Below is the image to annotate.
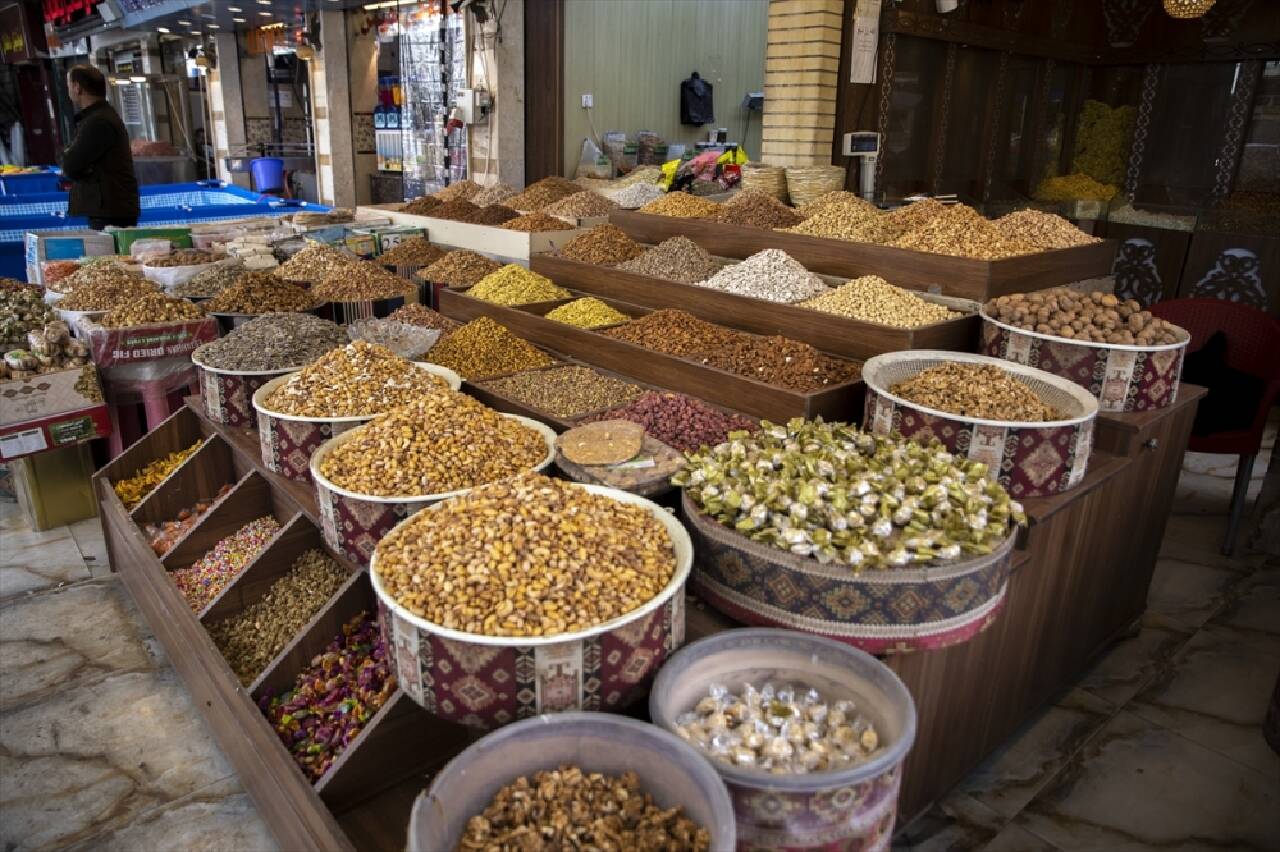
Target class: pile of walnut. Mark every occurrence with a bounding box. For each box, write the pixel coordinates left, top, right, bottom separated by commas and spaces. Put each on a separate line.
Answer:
986, 288, 1185, 346
456, 766, 710, 852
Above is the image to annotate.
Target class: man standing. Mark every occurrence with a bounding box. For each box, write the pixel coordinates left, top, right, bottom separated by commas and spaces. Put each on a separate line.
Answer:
61, 64, 140, 230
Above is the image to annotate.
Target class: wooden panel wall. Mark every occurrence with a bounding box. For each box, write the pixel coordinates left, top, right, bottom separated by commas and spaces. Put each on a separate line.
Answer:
524, 0, 564, 183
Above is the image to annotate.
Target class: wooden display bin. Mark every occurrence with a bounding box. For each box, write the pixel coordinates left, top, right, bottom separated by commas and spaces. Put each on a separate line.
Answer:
93, 406, 475, 852
607, 210, 1118, 301
529, 254, 981, 360
355, 205, 589, 265
437, 288, 865, 423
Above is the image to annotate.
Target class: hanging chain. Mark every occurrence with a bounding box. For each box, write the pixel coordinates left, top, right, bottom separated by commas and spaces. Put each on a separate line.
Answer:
1124, 63, 1159, 201
982, 52, 1010, 203
1212, 59, 1261, 199
874, 30, 896, 198
932, 43, 957, 195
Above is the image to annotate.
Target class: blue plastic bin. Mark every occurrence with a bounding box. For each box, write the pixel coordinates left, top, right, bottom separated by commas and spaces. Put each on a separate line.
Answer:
250, 158, 285, 193
0, 170, 63, 197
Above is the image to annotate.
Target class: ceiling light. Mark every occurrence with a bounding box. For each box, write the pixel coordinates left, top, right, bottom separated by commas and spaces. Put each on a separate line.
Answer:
257, 0, 271, 4
226, 4, 241, 9
258, 10, 272, 14
207, 23, 219, 28
233, 16, 245, 21
130, 75, 147, 83
177, 18, 190, 23
190, 29, 202, 34
157, 26, 170, 32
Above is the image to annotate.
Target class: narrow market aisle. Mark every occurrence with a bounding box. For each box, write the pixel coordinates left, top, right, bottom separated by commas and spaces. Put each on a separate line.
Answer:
0, 446, 1275, 852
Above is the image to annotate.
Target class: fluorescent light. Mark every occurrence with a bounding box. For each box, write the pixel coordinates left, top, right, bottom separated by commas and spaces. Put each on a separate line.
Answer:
233, 16, 245, 21
157, 26, 170, 32
226, 5, 241, 9
177, 19, 190, 23
190, 30, 202, 34
258, 10, 272, 14
130, 75, 146, 83
207, 23, 219, 28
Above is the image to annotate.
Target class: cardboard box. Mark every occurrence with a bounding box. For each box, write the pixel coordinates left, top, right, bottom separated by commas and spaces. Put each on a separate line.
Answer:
24, 230, 117, 284
0, 365, 110, 461
12, 443, 98, 529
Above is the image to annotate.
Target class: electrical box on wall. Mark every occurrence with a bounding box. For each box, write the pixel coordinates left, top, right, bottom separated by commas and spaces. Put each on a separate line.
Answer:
455, 88, 491, 125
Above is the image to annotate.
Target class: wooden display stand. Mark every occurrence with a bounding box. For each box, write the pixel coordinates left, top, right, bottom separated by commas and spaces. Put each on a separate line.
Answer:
608, 210, 1118, 301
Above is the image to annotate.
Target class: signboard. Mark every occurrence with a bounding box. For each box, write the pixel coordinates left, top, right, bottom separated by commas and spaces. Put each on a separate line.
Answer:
84, 317, 219, 367
0, 2, 34, 62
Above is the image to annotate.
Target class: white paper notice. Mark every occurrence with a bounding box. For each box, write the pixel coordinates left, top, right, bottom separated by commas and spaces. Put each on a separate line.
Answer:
850, 0, 882, 85
0, 428, 48, 459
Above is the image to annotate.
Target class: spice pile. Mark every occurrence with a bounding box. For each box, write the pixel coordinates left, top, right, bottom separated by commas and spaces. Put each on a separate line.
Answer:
277, 243, 360, 283
617, 236, 721, 283
377, 237, 446, 267
421, 250, 502, 287
557, 224, 645, 265
694, 249, 828, 303
544, 296, 630, 328
506, 176, 581, 211
890, 362, 1060, 421
205, 272, 316, 314
435, 179, 481, 201
312, 263, 413, 302
401, 196, 441, 215
482, 365, 643, 418
676, 682, 881, 774
209, 549, 349, 685
194, 313, 349, 371
607, 182, 664, 209
263, 341, 450, 417
465, 264, 570, 305
1, 282, 54, 342
892, 204, 1035, 259
426, 317, 555, 380
171, 516, 281, 611
430, 199, 482, 222
171, 263, 243, 298
501, 211, 574, 232
99, 292, 205, 327
470, 204, 519, 225
676, 419, 1025, 568
992, 210, 1101, 250
543, 190, 619, 218
259, 612, 395, 782
472, 182, 518, 206
799, 275, 960, 328
985, 288, 1185, 345
374, 474, 676, 637
638, 191, 722, 218
139, 484, 235, 557
387, 302, 461, 334
581, 391, 756, 453
458, 767, 710, 852
319, 392, 549, 496
112, 440, 203, 508
714, 189, 805, 229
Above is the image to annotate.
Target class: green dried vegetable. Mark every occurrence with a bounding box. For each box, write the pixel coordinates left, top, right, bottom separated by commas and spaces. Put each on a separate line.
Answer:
673, 419, 1026, 571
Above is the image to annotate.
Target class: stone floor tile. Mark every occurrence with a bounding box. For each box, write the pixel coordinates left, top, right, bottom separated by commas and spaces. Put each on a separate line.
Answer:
1157, 512, 1267, 571
1129, 623, 1280, 777
1075, 624, 1191, 711
956, 690, 1113, 820
0, 527, 91, 600
68, 516, 111, 576
979, 823, 1061, 851
1012, 710, 1280, 851
1141, 557, 1249, 633
892, 791, 1003, 852
0, 579, 155, 711
1212, 564, 1280, 636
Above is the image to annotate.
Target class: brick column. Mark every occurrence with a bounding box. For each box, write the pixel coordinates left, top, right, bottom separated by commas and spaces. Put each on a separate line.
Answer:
760, 0, 844, 166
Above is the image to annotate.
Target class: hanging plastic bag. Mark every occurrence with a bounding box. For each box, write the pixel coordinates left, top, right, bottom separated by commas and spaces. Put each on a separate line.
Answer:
575, 138, 612, 179
680, 72, 715, 126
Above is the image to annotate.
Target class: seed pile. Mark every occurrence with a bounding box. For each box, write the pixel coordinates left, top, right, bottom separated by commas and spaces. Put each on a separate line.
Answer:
675, 419, 1026, 568
992, 210, 1101, 250
194, 313, 348, 371
387, 302, 461, 333
277, 243, 360, 283
171, 263, 243, 297
714, 189, 805, 229
402, 195, 442, 215
986, 288, 1185, 345
426, 316, 556, 380
1, 283, 54, 341
890, 363, 1060, 421
557, 224, 645, 265
421, 250, 503, 287
892, 204, 1035, 259
100, 292, 205, 327
263, 341, 449, 417
506, 176, 581, 211
581, 391, 756, 453
608, 182, 664, 208
312, 263, 413, 302
434, 179, 481, 201
374, 474, 676, 637
482, 366, 643, 418
695, 249, 828, 303
378, 237, 446, 267
542, 190, 619, 218
145, 249, 220, 268
320, 392, 549, 496
617, 236, 722, 283
457, 767, 710, 852
466, 264, 571, 305
171, 516, 281, 611
113, 440, 203, 508
431, 199, 483, 222
470, 204, 519, 225
260, 613, 394, 782
501, 211, 575, 232
471, 182, 518, 206
638, 191, 722, 218
544, 296, 630, 328
799, 275, 960, 328
209, 549, 348, 685
140, 483, 234, 557
677, 682, 881, 774
205, 272, 316, 313
797, 191, 877, 218
59, 276, 157, 311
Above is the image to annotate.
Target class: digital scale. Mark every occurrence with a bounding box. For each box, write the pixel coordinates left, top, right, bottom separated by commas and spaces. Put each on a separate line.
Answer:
842, 131, 881, 200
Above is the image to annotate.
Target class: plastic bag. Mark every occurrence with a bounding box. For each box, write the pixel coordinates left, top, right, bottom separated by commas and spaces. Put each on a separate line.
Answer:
130, 239, 173, 259
143, 256, 239, 290
574, 138, 612, 180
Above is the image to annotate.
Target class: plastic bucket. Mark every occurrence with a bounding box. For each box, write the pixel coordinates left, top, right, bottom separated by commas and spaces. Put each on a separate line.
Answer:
250, 158, 285, 194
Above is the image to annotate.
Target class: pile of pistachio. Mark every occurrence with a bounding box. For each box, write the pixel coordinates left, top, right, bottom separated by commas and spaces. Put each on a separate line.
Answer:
674, 419, 1025, 570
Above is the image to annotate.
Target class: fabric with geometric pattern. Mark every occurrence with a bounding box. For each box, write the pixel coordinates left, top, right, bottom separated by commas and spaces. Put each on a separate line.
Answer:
1192, 248, 1268, 310
1112, 238, 1163, 307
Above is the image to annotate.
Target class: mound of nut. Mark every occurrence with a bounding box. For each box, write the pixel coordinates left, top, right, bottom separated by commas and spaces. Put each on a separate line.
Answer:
276, 242, 360, 283
890, 363, 1060, 422
318, 392, 548, 497
798, 275, 960, 328
99, 292, 205, 327
426, 316, 555, 380
205, 271, 317, 314
312, 262, 414, 302
263, 340, 449, 418
374, 473, 677, 637
465, 265, 570, 305
985, 288, 1186, 346
59, 275, 157, 311
674, 419, 1025, 569
193, 313, 348, 372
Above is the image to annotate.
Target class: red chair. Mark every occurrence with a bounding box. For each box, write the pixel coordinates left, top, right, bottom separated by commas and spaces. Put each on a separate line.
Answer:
1150, 298, 1280, 555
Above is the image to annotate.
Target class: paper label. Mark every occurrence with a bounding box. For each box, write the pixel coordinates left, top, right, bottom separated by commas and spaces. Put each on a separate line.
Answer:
850, 0, 882, 85
0, 428, 47, 459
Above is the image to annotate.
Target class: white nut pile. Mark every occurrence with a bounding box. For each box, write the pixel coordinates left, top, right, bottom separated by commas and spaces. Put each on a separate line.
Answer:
693, 249, 828, 303
607, 183, 665, 209
798, 275, 961, 328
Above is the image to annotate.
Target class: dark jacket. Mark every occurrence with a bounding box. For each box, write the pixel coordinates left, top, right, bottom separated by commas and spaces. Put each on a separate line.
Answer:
61, 100, 140, 220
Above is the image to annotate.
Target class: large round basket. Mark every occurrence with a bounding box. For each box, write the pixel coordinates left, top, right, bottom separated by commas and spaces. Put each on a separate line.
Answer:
784, 165, 847, 208
651, 629, 917, 851
370, 483, 693, 730
979, 308, 1189, 413
862, 351, 1099, 499
683, 493, 1018, 654
251, 362, 462, 482
310, 415, 556, 567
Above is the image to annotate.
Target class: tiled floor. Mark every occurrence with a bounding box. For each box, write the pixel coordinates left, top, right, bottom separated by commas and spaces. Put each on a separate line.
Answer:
0, 449, 1276, 851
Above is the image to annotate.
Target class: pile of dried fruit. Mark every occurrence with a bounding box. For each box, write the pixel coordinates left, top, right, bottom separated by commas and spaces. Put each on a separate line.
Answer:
799, 275, 960, 328
139, 484, 234, 556
47, 260, 143, 295
714, 189, 805, 229
263, 341, 450, 417
113, 440, 204, 508
470, 204, 519, 225
694, 248, 828, 303
889, 362, 1061, 421
675, 419, 1026, 568
426, 316, 555, 380
193, 313, 348, 371
617, 236, 722, 283
205, 272, 317, 314
544, 296, 630, 328
1034, 173, 1118, 202
377, 237, 446, 267
985, 288, 1186, 345
581, 391, 756, 453
638, 191, 722, 218
99, 292, 205, 327
401, 195, 441, 215
557, 224, 645, 265
171, 516, 281, 611
481, 365, 643, 418
420, 250, 503, 287
465, 264, 571, 305
500, 212, 575, 232
430, 199, 483, 222
603, 309, 739, 357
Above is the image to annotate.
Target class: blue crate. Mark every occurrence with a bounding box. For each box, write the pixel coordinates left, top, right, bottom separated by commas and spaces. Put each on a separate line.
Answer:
0, 169, 63, 197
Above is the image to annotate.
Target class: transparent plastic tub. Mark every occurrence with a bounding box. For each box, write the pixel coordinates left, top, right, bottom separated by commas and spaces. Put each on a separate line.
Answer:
408, 712, 736, 852
650, 629, 917, 851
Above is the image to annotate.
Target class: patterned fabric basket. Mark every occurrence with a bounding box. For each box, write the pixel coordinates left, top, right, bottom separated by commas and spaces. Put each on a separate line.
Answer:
980, 309, 1189, 413
192, 353, 291, 429
862, 351, 1099, 499
684, 493, 1018, 654
370, 484, 693, 730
